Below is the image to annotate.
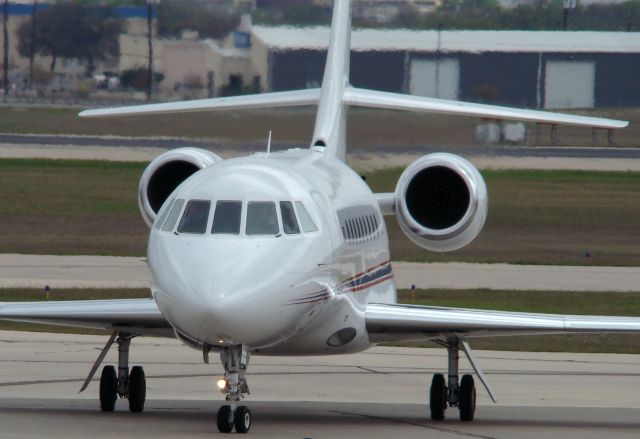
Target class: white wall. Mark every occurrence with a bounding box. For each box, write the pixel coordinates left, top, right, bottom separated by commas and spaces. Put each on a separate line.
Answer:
409, 58, 460, 100
544, 60, 595, 109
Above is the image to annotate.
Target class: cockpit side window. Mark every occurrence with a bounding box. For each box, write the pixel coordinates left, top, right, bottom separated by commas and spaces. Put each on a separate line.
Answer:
212, 201, 242, 235
280, 201, 300, 235
162, 199, 185, 232
154, 198, 175, 230
295, 201, 318, 233
246, 201, 279, 235
177, 200, 211, 234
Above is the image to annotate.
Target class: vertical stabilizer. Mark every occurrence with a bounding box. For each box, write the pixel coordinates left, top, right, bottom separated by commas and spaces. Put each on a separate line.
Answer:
311, 0, 351, 161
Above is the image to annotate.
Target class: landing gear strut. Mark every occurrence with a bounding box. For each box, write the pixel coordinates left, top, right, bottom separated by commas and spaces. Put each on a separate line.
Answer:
80, 332, 146, 413
429, 338, 485, 422
216, 345, 252, 434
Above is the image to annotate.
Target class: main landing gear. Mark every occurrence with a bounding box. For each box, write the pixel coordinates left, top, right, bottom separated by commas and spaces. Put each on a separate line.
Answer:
215, 345, 252, 434
429, 338, 496, 422
80, 332, 146, 413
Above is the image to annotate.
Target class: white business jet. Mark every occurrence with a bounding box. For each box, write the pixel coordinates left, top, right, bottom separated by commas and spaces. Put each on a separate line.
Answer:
1, 0, 637, 434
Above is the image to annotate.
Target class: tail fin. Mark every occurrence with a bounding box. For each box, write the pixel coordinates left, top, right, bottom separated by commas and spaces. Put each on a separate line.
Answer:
310, 0, 351, 161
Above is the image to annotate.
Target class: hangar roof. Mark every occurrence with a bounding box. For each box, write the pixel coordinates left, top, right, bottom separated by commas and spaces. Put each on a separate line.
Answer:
252, 26, 640, 54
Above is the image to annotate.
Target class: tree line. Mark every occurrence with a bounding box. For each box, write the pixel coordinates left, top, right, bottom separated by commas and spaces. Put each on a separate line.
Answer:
254, 0, 640, 31
396, 0, 640, 31
13, 0, 239, 80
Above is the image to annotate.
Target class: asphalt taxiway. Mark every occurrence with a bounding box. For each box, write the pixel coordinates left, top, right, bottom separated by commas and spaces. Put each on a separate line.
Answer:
1, 331, 640, 438
2, 254, 639, 292
2, 134, 640, 172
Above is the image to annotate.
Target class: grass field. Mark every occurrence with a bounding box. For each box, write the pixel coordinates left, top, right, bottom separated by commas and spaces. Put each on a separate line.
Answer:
2, 288, 639, 353
0, 159, 146, 256
371, 168, 640, 266
1, 158, 639, 266
0, 105, 638, 148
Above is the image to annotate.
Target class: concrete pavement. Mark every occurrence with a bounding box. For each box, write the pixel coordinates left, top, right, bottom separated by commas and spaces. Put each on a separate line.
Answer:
1, 331, 639, 438
1, 254, 639, 292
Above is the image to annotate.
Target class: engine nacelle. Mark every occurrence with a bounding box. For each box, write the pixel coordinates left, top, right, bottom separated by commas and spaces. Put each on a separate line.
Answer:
138, 147, 222, 227
394, 153, 487, 252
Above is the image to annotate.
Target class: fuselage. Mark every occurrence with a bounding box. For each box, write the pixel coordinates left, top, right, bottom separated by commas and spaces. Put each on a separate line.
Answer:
147, 148, 396, 355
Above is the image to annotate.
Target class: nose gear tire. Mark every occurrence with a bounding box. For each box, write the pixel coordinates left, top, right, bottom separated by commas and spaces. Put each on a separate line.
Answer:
217, 405, 234, 433
234, 406, 252, 433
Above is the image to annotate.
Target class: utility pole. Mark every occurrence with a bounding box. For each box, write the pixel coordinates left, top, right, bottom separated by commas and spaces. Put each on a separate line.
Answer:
146, 0, 160, 101
3, 0, 8, 99
562, 0, 576, 30
29, 0, 38, 89
435, 23, 442, 99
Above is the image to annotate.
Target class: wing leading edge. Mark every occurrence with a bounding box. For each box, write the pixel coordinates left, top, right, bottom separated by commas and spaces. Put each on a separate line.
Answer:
79, 88, 321, 118
0, 299, 173, 337
344, 87, 628, 130
366, 303, 640, 343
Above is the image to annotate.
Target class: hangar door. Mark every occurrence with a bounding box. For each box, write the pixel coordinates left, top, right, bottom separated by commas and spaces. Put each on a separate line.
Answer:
410, 58, 459, 100
544, 61, 595, 109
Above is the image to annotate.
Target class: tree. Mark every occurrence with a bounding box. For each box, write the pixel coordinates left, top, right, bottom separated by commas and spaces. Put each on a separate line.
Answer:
3, 0, 8, 97
158, 0, 239, 39
16, 2, 123, 76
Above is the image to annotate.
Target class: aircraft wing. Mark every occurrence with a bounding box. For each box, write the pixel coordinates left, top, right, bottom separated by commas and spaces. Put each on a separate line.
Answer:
366, 303, 640, 343
344, 87, 628, 129
79, 88, 321, 118
0, 299, 173, 337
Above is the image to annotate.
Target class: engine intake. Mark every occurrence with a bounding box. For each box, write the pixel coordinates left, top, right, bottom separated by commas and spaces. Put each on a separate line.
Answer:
394, 153, 487, 252
139, 147, 222, 227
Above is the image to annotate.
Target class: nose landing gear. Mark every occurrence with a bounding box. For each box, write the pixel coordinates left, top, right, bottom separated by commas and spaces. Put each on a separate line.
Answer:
216, 345, 252, 434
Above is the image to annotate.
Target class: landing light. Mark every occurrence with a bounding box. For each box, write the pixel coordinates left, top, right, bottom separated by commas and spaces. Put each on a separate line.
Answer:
217, 379, 228, 390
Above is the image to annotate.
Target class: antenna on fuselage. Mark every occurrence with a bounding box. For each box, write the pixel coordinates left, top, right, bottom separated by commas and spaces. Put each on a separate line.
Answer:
266, 130, 272, 157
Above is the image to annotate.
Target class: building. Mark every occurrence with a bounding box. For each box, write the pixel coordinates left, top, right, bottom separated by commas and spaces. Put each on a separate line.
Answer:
121, 14, 256, 98
249, 26, 640, 109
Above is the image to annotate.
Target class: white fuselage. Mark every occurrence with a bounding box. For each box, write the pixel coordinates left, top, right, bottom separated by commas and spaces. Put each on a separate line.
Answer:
147, 148, 396, 355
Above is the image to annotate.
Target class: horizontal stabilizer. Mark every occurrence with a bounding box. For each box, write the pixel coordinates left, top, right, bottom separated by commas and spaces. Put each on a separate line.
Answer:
344, 87, 628, 130
80, 88, 321, 118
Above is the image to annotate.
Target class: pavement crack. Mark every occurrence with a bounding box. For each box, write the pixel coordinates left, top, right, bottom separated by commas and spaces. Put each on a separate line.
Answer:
356, 366, 389, 375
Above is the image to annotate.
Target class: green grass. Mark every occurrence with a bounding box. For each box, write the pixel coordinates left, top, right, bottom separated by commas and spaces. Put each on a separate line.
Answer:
367, 168, 640, 266
396, 289, 640, 353
0, 159, 147, 255
2, 158, 640, 265
398, 289, 640, 316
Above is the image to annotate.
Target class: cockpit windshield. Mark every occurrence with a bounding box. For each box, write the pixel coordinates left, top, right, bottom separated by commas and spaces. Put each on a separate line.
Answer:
162, 199, 185, 232
164, 199, 318, 237
212, 201, 242, 235
177, 200, 211, 234
280, 201, 300, 235
246, 202, 279, 235
295, 201, 318, 232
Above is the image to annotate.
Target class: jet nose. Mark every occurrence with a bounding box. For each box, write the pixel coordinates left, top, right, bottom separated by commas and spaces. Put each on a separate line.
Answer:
151, 234, 312, 347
